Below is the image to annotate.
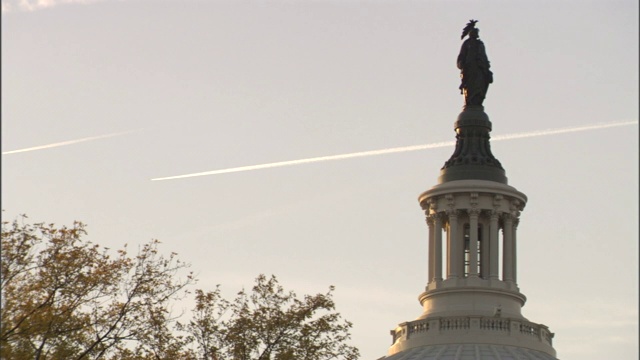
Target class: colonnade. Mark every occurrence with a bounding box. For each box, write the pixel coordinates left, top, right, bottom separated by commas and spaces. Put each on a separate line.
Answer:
426, 209, 519, 285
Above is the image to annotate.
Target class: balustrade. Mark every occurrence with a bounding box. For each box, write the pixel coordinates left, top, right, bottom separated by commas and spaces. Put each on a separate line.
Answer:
440, 317, 470, 330
391, 316, 553, 347
480, 318, 510, 331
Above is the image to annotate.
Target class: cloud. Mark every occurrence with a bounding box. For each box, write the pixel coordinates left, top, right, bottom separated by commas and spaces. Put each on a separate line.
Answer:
151, 120, 638, 181
2, 0, 105, 13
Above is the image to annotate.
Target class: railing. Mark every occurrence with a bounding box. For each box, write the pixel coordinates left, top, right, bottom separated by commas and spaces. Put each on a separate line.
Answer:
480, 317, 510, 331
520, 323, 539, 337
391, 316, 553, 347
440, 317, 470, 331
409, 321, 429, 334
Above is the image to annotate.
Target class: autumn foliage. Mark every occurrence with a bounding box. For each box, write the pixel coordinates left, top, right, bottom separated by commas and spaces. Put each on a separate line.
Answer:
1, 215, 359, 360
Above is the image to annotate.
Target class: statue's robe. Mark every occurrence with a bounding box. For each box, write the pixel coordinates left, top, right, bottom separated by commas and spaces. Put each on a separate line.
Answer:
457, 38, 493, 106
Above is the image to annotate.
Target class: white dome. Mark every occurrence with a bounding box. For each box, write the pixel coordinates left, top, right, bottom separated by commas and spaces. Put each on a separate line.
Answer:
379, 343, 558, 360
377, 95, 559, 360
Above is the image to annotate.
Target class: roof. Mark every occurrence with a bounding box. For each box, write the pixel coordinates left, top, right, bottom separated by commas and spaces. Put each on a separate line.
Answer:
379, 344, 558, 360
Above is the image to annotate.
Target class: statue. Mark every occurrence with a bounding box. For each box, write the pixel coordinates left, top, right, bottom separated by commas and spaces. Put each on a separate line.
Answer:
457, 20, 493, 107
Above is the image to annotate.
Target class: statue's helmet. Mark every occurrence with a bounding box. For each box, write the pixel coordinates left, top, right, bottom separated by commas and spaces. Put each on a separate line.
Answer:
461, 19, 479, 40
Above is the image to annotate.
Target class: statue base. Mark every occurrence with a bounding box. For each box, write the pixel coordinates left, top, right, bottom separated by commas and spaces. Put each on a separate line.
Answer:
438, 106, 507, 184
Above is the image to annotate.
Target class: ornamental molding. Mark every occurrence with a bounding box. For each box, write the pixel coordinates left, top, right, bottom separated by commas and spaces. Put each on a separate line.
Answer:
493, 194, 503, 209
445, 194, 456, 209
428, 198, 439, 213
418, 180, 528, 208
510, 199, 523, 217
470, 192, 479, 208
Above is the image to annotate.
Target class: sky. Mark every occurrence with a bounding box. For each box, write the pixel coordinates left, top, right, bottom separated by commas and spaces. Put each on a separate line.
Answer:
1, 1, 638, 359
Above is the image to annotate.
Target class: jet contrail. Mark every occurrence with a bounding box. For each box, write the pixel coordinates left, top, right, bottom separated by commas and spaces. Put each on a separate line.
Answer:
151, 140, 456, 181
2, 129, 140, 155
151, 120, 637, 181
490, 121, 637, 141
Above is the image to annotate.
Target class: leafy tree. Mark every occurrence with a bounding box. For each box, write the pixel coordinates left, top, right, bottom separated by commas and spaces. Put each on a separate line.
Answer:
1, 215, 195, 359
178, 275, 360, 360
1, 215, 360, 360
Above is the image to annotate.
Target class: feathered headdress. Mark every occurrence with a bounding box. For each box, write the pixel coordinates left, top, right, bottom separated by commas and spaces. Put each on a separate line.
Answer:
461, 19, 478, 40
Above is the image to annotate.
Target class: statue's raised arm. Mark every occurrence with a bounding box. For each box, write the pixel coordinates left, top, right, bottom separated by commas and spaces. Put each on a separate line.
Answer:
457, 20, 493, 108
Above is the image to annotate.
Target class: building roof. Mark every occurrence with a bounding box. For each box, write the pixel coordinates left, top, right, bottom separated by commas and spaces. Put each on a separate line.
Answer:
379, 343, 558, 360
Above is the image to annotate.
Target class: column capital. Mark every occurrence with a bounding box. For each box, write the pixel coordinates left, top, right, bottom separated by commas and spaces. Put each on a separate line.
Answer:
468, 208, 481, 217
513, 218, 520, 228
426, 212, 444, 225
446, 209, 461, 218
426, 214, 434, 226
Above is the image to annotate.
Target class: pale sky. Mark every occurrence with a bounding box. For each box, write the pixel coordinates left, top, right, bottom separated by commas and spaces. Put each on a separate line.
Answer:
2, 1, 638, 359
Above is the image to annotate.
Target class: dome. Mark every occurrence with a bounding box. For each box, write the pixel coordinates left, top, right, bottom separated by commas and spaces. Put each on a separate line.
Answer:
379, 344, 557, 360
377, 21, 558, 360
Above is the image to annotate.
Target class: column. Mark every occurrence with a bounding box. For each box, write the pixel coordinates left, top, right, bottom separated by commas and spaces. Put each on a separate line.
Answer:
489, 211, 500, 280
447, 210, 460, 279
445, 216, 451, 278
458, 218, 465, 277
434, 213, 443, 282
427, 215, 435, 284
513, 218, 519, 284
480, 216, 490, 279
468, 209, 479, 277
502, 214, 514, 283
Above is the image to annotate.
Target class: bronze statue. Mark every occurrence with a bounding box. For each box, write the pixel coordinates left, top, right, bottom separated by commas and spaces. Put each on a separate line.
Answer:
457, 20, 493, 107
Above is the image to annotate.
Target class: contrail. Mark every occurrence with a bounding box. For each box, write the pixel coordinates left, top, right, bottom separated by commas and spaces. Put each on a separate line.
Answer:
2, 129, 140, 155
152, 140, 456, 181
490, 121, 637, 141
151, 120, 637, 181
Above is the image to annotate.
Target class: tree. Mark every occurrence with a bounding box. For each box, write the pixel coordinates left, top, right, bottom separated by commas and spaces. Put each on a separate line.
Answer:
178, 275, 360, 360
1, 215, 360, 360
1, 215, 195, 359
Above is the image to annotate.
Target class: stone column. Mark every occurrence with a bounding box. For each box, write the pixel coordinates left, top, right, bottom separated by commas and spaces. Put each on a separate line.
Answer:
434, 213, 443, 282
513, 218, 519, 284
447, 210, 460, 279
480, 216, 490, 279
468, 209, 480, 277
445, 215, 451, 278
489, 210, 500, 280
427, 214, 435, 284
502, 214, 514, 283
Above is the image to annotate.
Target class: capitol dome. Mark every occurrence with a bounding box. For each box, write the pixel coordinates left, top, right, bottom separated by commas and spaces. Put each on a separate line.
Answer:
375, 20, 558, 360
381, 344, 557, 360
